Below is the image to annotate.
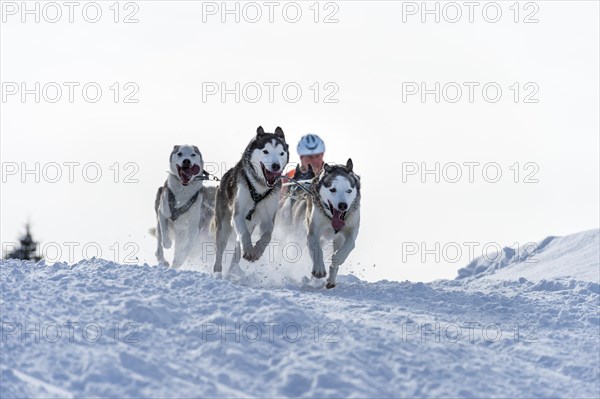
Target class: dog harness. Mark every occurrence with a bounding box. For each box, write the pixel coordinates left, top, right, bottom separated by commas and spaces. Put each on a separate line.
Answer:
160, 170, 218, 222
244, 173, 275, 221
286, 165, 315, 207
166, 187, 201, 222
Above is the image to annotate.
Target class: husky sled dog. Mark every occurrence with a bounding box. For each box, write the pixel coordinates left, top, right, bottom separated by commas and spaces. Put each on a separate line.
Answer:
155, 145, 217, 267
213, 126, 289, 272
292, 159, 361, 288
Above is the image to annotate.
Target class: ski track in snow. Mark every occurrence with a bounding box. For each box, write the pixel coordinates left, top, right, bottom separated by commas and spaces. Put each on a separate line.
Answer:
1, 230, 599, 398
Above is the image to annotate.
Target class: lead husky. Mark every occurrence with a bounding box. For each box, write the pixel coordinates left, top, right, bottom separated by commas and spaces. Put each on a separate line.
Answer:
155, 145, 217, 267
213, 126, 289, 273
292, 159, 361, 288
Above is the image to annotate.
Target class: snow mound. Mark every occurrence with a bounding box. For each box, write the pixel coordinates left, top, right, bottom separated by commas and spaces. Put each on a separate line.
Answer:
456, 229, 599, 282
1, 230, 599, 398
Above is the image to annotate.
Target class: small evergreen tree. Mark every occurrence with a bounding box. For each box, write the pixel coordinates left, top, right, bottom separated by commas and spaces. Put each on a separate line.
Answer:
4, 224, 43, 261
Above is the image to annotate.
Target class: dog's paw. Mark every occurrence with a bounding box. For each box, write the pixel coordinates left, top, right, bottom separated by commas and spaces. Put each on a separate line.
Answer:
213, 263, 223, 273
155, 251, 167, 265
162, 237, 172, 249
325, 282, 336, 289
242, 253, 258, 262
242, 246, 260, 262
311, 267, 327, 279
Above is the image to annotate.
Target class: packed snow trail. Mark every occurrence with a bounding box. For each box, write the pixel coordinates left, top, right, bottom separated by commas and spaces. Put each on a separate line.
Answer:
1, 230, 599, 398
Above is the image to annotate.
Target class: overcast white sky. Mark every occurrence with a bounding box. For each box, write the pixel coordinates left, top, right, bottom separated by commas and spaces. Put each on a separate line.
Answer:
1, 1, 598, 282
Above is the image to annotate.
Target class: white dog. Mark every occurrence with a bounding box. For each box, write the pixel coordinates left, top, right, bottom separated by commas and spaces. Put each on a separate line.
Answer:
292, 159, 361, 288
154, 145, 216, 267
212, 126, 289, 273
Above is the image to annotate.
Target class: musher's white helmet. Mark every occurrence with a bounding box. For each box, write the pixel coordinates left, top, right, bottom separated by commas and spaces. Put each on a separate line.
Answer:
297, 134, 325, 156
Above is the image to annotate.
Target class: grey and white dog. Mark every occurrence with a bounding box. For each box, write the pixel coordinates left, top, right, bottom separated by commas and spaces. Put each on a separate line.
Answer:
292, 159, 361, 288
212, 126, 289, 273
155, 145, 217, 267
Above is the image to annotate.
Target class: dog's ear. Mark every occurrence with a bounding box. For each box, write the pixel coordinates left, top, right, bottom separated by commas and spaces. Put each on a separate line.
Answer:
256, 126, 265, 136
323, 163, 332, 174
274, 126, 285, 138
171, 145, 181, 158
192, 145, 201, 156
346, 158, 353, 172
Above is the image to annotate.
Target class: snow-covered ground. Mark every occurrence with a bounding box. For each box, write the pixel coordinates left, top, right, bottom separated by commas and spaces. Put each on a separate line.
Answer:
1, 229, 599, 398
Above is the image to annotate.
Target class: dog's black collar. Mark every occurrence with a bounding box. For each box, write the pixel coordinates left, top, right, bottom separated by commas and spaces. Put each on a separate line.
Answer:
167, 186, 201, 222
244, 172, 275, 221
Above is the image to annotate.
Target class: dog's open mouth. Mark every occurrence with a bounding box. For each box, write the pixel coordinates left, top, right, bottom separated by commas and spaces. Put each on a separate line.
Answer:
328, 200, 347, 231
177, 164, 201, 186
260, 162, 280, 187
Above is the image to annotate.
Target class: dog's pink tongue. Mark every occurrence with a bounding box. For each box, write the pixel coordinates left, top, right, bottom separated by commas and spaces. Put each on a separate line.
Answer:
180, 165, 201, 183
269, 171, 279, 184
331, 209, 346, 231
